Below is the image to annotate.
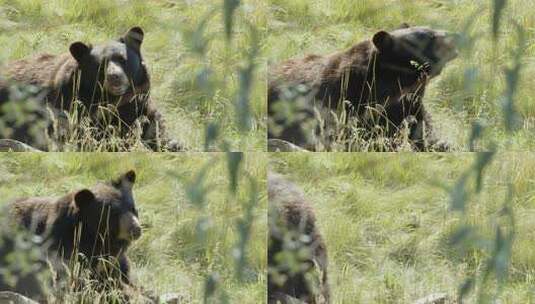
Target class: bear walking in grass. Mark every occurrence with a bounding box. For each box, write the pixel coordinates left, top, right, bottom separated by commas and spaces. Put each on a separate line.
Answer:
268, 173, 330, 304
0, 27, 181, 151
4, 170, 144, 301
268, 24, 458, 151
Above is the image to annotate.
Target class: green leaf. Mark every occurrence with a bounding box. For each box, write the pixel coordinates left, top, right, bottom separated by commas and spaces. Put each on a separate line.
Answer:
494, 227, 510, 285
502, 23, 525, 133
492, 0, 507, 40
186, 160, 216, 208
235, 24, 260, 132
450, 172, 469, 212
203, 273, 219, 303
183, 9, 217, 56
459, 277, 475, 300
449, 225, 473, 246
223, 0, 240, 41
468, 121, 484, 151
234, 176, 259, 281
205, 122, 220, 151
227, 152, 243, 195
474, 151, 495, 193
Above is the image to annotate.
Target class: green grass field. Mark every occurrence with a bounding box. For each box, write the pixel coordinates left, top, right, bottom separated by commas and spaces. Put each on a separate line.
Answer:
269, 153, 535, 303
0, 0, 267, 151
268, 0, 535, 151
0, 152, 267, 303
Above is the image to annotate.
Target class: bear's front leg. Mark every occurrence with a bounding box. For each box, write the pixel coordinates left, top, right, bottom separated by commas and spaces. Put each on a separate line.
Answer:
119, 254, 160, 303
409, 105, 450, 152
118, 253, 131, 286
141, 102, 183, 152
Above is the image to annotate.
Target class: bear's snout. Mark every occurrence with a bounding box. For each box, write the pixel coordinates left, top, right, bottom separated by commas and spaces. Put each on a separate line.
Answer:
107, 73, 122, 83
436, 31, 459, 61
104, 61, 130, 96
130, 223, 142, 240
118, 212, 142, 241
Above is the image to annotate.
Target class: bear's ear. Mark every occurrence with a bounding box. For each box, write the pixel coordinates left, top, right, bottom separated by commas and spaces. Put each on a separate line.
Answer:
123, 27, 144, 52
69, 42, 91, 63
74, 189, 96, 209
372, 31, 394, 52
123, 170, 136, 184
112, 170, 136, 190
399, 23, 411, 29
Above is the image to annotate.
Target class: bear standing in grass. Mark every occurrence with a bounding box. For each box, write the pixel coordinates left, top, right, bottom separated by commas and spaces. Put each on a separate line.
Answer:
268, 173, 330, 304
6, 170, 143, 300
1, 27, 180, 151
268, 24, 458, 151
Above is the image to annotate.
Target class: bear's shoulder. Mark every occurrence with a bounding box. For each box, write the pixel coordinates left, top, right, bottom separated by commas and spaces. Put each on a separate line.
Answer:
10, 196, 61, 235
5, 52, 75, 87
10, 194, 75, 223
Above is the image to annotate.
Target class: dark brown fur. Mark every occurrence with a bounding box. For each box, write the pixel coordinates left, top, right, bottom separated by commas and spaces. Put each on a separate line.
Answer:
5, 53, 151, 117
268, 173, 329, 304
1, 27, 181, 151
6, 171, 143, 301
269, 25, 457, 151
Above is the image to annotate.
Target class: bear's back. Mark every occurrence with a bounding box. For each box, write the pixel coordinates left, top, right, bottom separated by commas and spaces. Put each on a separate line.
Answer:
268, 173, 322, 247
268, 173, 330, 303
269, 40, 373, 103
10, 196, 67, 236
4, 53, 75, 89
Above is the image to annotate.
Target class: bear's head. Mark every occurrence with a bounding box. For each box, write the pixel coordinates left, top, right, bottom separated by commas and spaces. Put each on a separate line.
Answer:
372, 24, 458, 78
72, 170, 142, 252
68, 27, 148, 100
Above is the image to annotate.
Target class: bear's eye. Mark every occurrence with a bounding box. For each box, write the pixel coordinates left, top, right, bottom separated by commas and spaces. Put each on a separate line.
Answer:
112, 55, 126, 64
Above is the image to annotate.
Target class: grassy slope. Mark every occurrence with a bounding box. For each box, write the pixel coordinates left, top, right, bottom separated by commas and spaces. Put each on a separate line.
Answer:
0, 153, 267, 303
268, 0, 535, 151
269, 153, 535, 303
0, 0, 267, 151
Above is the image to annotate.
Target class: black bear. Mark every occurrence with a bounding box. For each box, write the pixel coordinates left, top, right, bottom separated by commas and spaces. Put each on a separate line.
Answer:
0, 27, 181, 151
268, 24, 458, 151
268, 173, 329, 304
5, 170, 142, 300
